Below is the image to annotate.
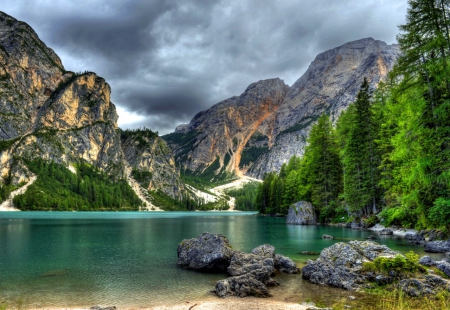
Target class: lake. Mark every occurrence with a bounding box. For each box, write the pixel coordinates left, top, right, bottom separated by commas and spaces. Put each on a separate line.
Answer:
0, 211, 444, 308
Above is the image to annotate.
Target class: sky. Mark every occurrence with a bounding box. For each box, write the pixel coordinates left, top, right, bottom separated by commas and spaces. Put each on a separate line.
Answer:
0, 0, 407, 135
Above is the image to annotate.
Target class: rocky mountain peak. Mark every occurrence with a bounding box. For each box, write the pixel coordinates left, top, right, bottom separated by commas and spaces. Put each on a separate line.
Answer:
167, 38, 401, 179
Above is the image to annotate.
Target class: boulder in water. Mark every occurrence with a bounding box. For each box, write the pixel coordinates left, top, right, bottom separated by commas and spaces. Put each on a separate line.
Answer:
286, 201, 316, 225
177, 232, 236, 271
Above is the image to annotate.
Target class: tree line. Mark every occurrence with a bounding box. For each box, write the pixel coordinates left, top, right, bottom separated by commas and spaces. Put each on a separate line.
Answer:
256, 0, 450, 231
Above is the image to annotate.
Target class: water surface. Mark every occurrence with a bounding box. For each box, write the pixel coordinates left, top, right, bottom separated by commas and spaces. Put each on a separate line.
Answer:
0, 212, 443, 308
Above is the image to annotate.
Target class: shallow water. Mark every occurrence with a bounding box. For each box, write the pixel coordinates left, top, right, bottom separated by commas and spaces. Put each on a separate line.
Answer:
0, 212, 444, 308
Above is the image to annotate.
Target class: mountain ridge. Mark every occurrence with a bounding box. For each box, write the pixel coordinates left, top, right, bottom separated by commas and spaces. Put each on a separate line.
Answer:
166, 37, 401, 179
0, 11, 184, 210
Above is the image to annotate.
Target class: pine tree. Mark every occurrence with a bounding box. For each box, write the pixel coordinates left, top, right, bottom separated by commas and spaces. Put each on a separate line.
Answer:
342, 78, 381, 215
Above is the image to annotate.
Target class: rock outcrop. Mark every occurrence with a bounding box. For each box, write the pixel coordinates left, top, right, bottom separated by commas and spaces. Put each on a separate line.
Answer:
165, 38, 400, 179
0, 11, 183, 207
286, 201, 317, 225
303, 240, 450, 296
177, 233, 298, 298
121, 130, 184, 199
302, 241, 400, 290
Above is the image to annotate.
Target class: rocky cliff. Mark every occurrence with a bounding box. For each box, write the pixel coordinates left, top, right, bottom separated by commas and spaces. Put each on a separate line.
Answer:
0, 11, 183, 208
165, 78, 289, 178
166, 38, 400, 179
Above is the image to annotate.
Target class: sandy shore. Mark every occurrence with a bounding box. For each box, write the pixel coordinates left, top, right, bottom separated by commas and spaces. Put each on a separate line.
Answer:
152, 298, 309, 310
26, 299, 310, 310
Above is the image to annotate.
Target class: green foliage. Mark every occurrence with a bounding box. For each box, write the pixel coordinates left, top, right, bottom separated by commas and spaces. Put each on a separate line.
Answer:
239, 146, 269, 168
0, 137, 20, 152
180, 156, 236, 188
51, 71, 93, 98
225, 182, 259, 211
162, 131, 199, 160
429, 198, 450, 232
362, 252, 425, 276
120, 128, 159, 144
340, 78, 382, 215
13, 158, 143, 210
131, 169, 153, 186
279, 115, 320, 134
149, 190, 196, 211
256, 114, 343, 220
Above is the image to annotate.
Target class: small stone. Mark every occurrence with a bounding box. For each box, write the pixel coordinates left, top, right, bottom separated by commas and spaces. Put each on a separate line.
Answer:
322, 234, 334, 239
366, 235, 377, 240
348, 295, 356, 300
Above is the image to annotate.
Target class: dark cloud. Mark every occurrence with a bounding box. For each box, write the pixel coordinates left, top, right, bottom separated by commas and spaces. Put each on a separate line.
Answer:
0, 0, 407, 134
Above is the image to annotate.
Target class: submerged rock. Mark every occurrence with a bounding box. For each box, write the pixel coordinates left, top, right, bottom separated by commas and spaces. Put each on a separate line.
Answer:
286, 201, 317, 225
301, 251, 320, 255
322, 234, 334, 239
378, 228, 394, 235
177, 232, 236, 271
424, 240, 450, 253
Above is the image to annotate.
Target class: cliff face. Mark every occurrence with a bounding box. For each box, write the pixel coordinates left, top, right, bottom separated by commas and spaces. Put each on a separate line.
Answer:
0, 11, 183, 207
167, 38, 400, 179
165, 78, 288, 178
248, 38, 400, 178
121, 130, 184, 198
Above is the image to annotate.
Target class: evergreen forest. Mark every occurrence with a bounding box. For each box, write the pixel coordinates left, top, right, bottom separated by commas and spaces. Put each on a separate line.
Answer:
256, 0, 450, 232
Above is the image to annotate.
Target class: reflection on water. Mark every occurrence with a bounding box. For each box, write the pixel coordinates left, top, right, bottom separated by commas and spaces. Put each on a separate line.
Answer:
0, 212, 445, 307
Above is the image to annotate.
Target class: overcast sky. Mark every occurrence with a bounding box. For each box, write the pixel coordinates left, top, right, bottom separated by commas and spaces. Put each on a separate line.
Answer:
1, 0, 407, 134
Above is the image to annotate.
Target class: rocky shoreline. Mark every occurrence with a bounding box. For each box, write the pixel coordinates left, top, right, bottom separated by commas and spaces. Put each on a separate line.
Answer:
177, 230, 450, 305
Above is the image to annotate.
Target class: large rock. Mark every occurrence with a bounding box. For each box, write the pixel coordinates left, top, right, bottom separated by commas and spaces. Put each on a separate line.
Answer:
405, 233, 425, 245
215, 273, 272, 298
216, 249, 280, 298
227, 252, 275, 277
286, 201, 317, 225
424, 240, 450, 253
302, 241, 399, 290
177, 232, 236, 271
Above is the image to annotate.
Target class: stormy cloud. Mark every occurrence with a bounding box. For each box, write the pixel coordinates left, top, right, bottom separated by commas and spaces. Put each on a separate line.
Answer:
0, 0, 407, 134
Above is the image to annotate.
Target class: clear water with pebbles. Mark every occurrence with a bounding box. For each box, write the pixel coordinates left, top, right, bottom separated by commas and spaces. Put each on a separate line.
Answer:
0, 212, 444, 308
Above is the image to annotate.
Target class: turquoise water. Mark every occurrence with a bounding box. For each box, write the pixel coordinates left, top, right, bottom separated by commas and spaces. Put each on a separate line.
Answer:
0, 212, 444, 308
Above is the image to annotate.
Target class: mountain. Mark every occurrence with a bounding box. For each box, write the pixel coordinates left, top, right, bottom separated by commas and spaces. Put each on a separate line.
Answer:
0, 11, 183, 210
165, 38, 401, 179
